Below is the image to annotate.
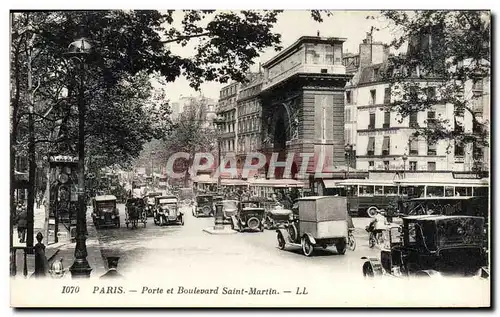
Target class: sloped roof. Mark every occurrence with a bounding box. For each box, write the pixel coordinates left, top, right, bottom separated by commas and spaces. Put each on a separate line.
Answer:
358, 63, 389, 85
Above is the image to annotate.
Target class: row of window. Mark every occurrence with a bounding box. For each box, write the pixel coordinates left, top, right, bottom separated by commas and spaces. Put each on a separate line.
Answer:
238, 99, 260, 116
220, 84, 238, 98
366, 110, 437, 129
237, 135, 260, 152
347, 86, 438, 106
367, 160, 437, 171
221, 139, 236, 152
366, 136, 437, 156
238, 84, 262, 100
238, 116, 261, 134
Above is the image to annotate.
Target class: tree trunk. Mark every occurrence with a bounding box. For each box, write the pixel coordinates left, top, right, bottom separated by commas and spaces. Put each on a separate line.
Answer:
10, 31, 22, 275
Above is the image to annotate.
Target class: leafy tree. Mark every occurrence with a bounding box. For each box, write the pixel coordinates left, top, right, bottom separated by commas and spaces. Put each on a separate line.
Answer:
376, 11, 490, 164
140, 96, 218, 186
11, 9, 331, 172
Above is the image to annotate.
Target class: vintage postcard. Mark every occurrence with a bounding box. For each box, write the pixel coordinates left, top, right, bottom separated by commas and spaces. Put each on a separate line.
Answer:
9, 9, 491, 308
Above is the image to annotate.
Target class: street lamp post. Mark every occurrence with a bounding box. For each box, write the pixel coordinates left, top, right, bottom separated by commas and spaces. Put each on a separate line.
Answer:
65, 37, 92, 278
213, 115, 225, 191
150, 151, 156, 187
344, 144, 353, 179
402, 153, 408, 179
213, 115, 225, 230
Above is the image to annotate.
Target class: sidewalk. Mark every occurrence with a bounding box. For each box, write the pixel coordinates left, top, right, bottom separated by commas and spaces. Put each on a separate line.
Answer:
13, 206, 106, 278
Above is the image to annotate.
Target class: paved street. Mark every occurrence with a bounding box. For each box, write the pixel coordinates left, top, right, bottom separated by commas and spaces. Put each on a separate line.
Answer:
95, 204, 379, 283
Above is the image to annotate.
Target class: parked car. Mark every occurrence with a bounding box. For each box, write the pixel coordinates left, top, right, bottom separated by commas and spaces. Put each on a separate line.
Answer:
361, 215, 488, 278
276, 196, 349, 256
92, 195, 120, 229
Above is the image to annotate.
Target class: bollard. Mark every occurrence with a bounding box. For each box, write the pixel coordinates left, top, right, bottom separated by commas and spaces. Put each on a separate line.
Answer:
33, 232, 49, 277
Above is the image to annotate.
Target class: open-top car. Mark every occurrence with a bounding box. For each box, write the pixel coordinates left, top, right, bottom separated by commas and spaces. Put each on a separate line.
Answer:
221, 200, 239, 223
230, 203, 265, 232
193, 194, 214, 217
92, 195, 120, 229
361, 215, 488, 278
276, 196, 349, 256
264, 204, 293, 230
143, 192, 163, 217
154, 195, 183, 226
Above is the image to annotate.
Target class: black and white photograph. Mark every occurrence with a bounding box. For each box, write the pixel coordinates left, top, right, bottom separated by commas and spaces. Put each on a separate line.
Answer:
7, 7, 491, 308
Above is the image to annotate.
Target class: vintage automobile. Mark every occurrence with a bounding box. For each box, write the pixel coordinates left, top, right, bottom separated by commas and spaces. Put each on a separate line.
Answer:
221, 200, 239, 223
230, 202, 265, 232
125, 198, 147, 229
276, 196, 349, 256
154, 196, 183, 226
361, 215, 488, 278
193, 194, 214, 217
143, 192, 163, 217
92, 195, 120, 229
264, 204, 293, 230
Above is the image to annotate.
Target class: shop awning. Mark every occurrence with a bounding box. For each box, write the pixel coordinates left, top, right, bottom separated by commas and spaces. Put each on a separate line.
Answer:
248, 178, 306, 188
192, 174, 217, 184
323, 180, 344, 188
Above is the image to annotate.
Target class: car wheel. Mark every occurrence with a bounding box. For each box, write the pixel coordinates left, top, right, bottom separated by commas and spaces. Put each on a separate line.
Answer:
247, 217, 260, 231
336, 238, 347, 255
301, 236, 314, 257
367, 206, 378, 218
288, 223, 299, 243
277, 232, 286, 250
363, 262, 375, 277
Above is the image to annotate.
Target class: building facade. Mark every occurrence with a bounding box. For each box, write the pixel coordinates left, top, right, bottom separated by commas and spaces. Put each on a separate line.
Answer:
236, 72, 263, 164
346, 33, 489, 179
259, 36, 352, 185
216, 82, 239, 157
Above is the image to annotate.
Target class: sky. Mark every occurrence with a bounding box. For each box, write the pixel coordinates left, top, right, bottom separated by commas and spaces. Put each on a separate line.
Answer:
159, 10, 400, 102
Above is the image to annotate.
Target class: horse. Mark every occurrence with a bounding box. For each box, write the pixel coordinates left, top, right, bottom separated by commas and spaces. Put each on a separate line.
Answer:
127, 204, 139, 229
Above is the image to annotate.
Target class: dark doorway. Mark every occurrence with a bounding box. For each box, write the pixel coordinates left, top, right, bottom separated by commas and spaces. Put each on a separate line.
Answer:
273, 117, 286, 153
273, 116, 288, 179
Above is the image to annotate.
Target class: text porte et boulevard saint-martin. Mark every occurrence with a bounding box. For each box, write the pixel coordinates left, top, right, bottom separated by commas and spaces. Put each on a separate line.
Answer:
90, 286, 309, 295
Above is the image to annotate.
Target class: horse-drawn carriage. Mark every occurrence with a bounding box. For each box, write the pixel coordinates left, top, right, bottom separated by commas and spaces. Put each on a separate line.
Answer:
125, 198, 147, 229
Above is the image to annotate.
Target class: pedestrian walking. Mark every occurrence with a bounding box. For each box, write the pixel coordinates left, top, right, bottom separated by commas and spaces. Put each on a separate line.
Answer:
17, 205, 28, 244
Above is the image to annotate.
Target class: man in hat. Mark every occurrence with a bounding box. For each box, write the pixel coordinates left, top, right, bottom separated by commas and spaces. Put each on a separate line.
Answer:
100, 256, 123, 279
